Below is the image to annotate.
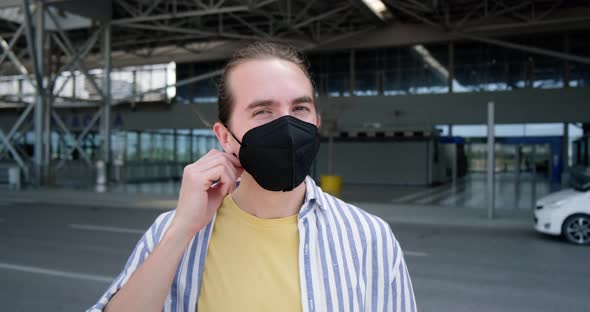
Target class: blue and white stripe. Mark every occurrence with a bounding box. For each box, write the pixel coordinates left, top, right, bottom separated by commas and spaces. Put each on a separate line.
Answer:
88, 176, 416, 312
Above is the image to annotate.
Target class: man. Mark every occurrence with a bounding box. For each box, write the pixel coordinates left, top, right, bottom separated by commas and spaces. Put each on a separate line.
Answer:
89, 41, 416, 312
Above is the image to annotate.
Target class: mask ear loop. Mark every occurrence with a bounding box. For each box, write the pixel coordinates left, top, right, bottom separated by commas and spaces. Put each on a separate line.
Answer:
224, 124, 243, 158
229, 131, 242, 145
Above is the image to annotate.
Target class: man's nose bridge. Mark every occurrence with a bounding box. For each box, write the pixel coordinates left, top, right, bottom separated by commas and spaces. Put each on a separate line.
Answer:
277, 102, 293, 117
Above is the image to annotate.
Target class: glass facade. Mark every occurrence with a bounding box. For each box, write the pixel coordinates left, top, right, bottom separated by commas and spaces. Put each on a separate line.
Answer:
10, 129, 219, 163
172, 34, 588, 103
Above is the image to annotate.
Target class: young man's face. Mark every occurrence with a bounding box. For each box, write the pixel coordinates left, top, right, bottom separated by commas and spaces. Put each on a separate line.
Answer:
217, 58, 320, 155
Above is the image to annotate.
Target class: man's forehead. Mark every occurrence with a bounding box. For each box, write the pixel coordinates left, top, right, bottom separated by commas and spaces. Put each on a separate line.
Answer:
227, 58, 314, 101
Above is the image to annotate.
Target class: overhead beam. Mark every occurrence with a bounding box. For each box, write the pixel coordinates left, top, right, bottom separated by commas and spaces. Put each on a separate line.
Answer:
111, 5, 249, 24
115, 22, 312, 45
292, 5, 351, 29
454, 31, 590, 65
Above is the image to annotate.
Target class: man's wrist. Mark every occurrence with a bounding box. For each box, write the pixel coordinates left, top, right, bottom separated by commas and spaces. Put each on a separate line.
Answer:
162, 221, 197, 250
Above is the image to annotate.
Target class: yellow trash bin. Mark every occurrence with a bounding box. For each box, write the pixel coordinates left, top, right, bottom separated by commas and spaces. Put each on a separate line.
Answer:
320, 175, 342, 197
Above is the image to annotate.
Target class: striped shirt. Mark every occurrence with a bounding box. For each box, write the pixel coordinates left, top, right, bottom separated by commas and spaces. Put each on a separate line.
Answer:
88, 176, 417, 312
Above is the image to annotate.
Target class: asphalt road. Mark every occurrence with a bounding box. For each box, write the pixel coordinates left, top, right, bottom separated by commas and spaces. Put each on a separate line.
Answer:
0, 201, 587, 312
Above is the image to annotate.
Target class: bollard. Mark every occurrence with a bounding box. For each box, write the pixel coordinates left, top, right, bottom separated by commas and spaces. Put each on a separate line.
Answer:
8, 166, 21, 190
96, 160, 107, 193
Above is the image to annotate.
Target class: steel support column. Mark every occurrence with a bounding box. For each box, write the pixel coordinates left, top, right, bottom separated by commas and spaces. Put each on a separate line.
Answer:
349, 50, 355, 96
101, 22, 112, 186
173, 129, 178, 163
42, 24, 51, 183
563, 34, 570, 88
487, 101, 495, 220
32, 2, 45, 186
448, 41, 454, 93
188, 130, 194, 162
563, 123, 569, 169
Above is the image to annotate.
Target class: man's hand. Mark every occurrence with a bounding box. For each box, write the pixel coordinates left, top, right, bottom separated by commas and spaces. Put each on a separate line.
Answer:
171, 149, 243, 238
104, 150, 242, 312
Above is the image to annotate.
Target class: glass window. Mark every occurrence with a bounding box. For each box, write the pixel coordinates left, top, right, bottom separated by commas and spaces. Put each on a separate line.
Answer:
126, 131, 138, 161
140, 132, 152, 161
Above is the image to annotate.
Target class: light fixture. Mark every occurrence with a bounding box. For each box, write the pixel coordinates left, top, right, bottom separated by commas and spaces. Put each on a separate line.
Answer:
412, 44, 450, 80
361, 0, 392, 21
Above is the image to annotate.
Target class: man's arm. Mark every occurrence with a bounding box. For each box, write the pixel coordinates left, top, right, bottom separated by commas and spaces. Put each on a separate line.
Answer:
88, 150, 243, 312
391, 248, 417, 311
103, 221, 194, 312
86, 211, 177, 312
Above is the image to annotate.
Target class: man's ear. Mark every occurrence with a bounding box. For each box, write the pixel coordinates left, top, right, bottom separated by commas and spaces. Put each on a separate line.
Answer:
316, 113, 321, 129
213, 122, 235, 153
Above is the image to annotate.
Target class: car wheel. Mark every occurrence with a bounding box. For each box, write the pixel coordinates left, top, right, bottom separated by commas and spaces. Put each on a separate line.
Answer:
562, 214, 590, 245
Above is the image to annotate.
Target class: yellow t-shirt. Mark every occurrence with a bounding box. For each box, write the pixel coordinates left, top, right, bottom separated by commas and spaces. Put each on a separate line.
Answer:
197, 195, 302, 312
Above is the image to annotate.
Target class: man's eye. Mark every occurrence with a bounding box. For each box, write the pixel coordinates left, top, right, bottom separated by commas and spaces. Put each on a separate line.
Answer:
294, 106, 310, 112
253, 110, 270, 116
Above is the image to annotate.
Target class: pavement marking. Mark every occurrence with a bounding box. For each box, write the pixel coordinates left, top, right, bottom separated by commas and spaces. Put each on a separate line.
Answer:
69, 223, 144, 235
414, 184, 467, 205
392, 184, 453, 203
404, 251, 429, 257
0, 262, 114, 283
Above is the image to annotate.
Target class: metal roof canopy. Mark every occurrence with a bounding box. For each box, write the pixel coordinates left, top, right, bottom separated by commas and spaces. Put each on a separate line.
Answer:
0, 0, 110, 30
0, 0, 589, 69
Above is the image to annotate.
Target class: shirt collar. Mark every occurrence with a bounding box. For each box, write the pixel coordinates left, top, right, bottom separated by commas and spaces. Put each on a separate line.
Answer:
304, 176, 325, 210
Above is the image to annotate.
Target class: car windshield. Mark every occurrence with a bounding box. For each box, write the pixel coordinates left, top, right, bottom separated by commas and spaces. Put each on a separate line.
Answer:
569, 166, 590, 192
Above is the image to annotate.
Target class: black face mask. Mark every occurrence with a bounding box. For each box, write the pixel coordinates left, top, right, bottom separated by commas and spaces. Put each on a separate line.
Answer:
229, 115, 320, 192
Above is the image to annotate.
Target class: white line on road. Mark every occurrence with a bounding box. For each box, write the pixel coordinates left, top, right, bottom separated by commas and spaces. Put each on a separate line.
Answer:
392, 184, 451, 203
69, 223, 144, 234
0, 262, 114, 283
404, 251, 429, 257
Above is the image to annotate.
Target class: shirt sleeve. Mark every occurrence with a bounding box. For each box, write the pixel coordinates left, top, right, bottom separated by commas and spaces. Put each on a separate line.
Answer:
390, 245, 417, 312
86, 211, 174, 312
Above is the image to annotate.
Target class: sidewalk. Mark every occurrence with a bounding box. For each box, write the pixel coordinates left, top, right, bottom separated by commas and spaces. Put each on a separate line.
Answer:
0, 187, 533, 230
0, 187, 178, 211
356, 201, 532, 230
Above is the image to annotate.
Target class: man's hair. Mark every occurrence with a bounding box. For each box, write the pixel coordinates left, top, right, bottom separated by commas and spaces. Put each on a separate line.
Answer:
217, 41, 316, 127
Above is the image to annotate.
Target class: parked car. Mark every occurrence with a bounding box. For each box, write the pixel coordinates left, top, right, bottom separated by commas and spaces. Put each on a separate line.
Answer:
534, 166, 590, 245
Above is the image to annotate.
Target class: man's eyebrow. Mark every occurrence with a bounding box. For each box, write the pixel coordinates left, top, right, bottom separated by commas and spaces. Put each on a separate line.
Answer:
292, 96, 314, 105
246, 100, 274, 111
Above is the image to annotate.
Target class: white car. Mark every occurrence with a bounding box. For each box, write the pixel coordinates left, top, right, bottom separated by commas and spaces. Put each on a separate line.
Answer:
534, 188, 590, 245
